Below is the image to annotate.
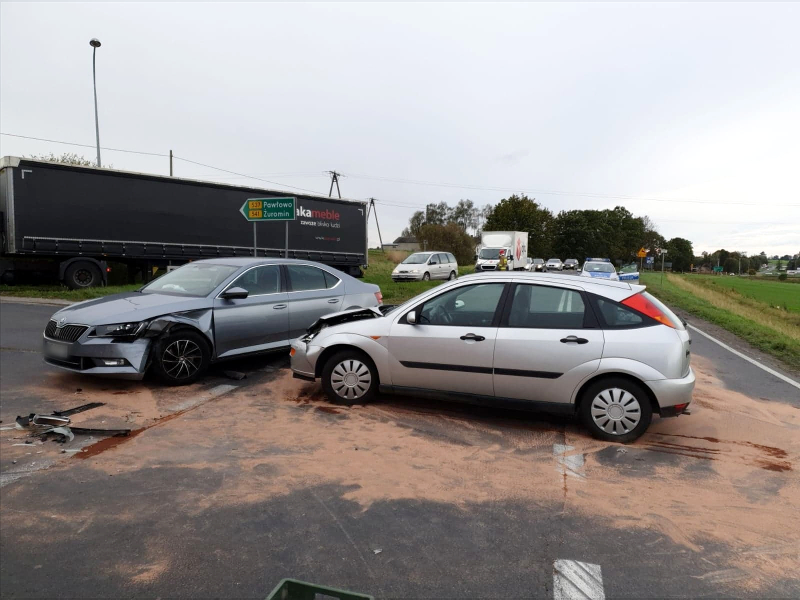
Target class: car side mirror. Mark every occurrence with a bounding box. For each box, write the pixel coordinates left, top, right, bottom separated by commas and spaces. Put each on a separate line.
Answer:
220, 286, 249, 300
474, 254, 478, 261
406, 311, 417, 325
429, 260, 438, 265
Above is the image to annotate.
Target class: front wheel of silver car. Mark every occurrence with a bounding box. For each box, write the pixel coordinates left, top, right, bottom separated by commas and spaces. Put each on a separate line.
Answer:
579, 378, 653, 443
422, 272, 431, 281
321, 350, 378, 406
152, 330, 210, 386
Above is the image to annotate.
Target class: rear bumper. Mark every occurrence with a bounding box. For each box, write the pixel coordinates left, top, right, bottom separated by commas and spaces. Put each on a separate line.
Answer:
392, 274, 424, 281
648, 367, 695, 416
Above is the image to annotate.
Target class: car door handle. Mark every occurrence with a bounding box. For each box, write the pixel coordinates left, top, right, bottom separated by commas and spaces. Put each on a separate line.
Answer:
327, 298, 340, 303
460, 333, 485, 342
560, 335, 588, 344
273, 304, 287, 310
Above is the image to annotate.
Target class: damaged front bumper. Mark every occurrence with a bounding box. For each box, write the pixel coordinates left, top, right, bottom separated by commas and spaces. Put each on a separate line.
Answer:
43, 334, 151, 380
290, 339, 319, 381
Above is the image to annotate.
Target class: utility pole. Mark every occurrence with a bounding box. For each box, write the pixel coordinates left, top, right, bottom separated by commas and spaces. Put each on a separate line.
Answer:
169, 150, 173, 176
89, 38, 102, 167
327, 171, 342, 198
368, 198, 384, 251
661, 249, 668, 285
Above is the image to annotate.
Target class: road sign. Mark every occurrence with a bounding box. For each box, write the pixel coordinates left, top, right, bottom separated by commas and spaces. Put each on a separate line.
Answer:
240, 197, 296, 221
637, 247, 647, 258
646, 257, 654, 264
713, 266, 724, 272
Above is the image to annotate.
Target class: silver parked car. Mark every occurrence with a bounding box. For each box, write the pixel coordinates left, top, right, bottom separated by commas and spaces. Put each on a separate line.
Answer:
291, 272, 694, 443
43, 258, 382, 384
546, 258, 563, 271
392, 252, 458, 282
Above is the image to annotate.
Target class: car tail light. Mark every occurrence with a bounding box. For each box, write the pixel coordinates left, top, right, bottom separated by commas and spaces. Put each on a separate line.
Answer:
621, 293, 677, 328
374, 291, 383, 305
674, 403, 689, 413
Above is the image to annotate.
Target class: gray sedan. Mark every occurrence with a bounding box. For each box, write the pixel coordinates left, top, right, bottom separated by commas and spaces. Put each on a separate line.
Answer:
42, 258, 382, 384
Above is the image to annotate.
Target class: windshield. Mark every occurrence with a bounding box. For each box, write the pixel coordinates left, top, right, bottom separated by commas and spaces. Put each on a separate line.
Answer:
548, 258, 560, 263
479, 248, 502, 259
141, 263, 239, 296
584, 262, 615, 273
533, 259, 544, 264
402, 253, 432, 264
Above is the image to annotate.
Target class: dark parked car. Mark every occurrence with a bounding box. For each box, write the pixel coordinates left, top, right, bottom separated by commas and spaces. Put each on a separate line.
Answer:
564, 259, 579, 270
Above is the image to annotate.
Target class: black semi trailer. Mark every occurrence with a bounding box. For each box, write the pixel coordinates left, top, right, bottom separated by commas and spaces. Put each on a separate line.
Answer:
0, 157, 369, 288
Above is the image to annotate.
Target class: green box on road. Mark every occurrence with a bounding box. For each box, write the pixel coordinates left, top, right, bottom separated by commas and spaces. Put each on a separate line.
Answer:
240, 197, 296, 221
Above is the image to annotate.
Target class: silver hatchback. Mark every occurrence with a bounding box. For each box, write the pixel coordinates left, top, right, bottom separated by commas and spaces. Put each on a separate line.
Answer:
43, 258, 382, 384
291, 272, 695, 443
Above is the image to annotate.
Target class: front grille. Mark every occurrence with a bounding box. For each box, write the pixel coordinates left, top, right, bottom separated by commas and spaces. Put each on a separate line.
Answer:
44, 320, 88, 343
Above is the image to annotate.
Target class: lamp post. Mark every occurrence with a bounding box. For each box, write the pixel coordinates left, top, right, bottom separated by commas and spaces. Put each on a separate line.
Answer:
89, 38, 102, 167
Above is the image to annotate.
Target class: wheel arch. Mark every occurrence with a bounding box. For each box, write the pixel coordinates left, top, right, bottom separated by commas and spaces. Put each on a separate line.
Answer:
573, 372, 661, 415
59, 257, 108, 287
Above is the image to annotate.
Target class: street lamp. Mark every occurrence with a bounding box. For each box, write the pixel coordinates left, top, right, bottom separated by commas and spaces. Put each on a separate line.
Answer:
89, 38, 102, 167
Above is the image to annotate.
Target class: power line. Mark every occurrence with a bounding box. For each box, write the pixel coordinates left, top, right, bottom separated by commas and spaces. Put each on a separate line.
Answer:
0, 132, 168, 157
347, 172, 800, 208
172, 155, 322, 195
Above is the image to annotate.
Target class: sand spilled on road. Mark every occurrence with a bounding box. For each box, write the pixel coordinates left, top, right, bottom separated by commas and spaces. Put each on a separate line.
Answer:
21, 356, 800, 590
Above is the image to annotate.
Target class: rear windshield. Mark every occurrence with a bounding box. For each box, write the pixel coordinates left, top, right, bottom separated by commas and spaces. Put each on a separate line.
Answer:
142, 263, 239, 297
642, 291, 685, 330
584, 262, 615, 273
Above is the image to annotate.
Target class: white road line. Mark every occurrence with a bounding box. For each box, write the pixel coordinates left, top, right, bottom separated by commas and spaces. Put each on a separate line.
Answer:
687, 324, 800, 390
553, 560, 605, 600
553, 444, 586, 479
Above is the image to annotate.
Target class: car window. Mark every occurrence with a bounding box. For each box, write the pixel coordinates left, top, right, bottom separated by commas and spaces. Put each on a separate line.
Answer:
229, 265, 281, 296
287, 265, 328, 292
429, 255, 439, 264
323, 270, 341, 289
508, 284, 585, 329
418, 283, 505, 327
142, 263, 240, 297
594, 297, 645, 328
438, 253, 448, 264
447, 253, 456, 264
402, 253, 432, 264
584, 262, 615, 273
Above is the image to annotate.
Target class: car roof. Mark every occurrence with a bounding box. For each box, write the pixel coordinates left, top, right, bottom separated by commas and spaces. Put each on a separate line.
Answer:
188, 257, 343, 268
458, 271, 639, 292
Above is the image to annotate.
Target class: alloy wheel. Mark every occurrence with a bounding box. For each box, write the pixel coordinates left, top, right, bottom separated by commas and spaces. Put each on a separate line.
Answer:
162, 339, 203, 380
330, 359, 372, 400
590, 387, 642, 436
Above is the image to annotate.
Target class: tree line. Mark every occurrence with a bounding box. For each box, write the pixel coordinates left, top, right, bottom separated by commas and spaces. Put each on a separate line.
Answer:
401, 194, 694, 270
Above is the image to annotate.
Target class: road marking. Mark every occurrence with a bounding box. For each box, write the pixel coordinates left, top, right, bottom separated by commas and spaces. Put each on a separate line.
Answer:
687, 324, 800, 390
553, 560, 605, 600
553, 444, 586, 479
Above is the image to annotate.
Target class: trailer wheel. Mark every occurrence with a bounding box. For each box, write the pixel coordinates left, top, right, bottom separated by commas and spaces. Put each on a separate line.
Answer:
64, 261, 102, 289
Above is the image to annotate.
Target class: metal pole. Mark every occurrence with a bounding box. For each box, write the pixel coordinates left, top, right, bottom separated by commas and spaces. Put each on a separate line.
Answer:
661, 252, 665, 285
369, 198, 384, 251
91, 45, 102, 168
169, 150, 173, 176
253, 222, 257, 257
285, 221, 289, 258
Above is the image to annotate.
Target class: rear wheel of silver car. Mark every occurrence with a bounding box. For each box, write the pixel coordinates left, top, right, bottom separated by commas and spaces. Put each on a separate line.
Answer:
322, 350, 378, 405
448, 270, 457, 280
580, 378, 652, 443
422, 272, 430, 281
152, 330, 210, 385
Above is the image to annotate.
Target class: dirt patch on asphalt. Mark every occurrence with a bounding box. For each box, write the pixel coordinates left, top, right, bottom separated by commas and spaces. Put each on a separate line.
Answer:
21, 356, 799, 591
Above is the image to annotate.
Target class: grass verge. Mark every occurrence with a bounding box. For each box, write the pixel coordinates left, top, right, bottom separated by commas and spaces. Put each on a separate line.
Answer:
641, 273, 800, 371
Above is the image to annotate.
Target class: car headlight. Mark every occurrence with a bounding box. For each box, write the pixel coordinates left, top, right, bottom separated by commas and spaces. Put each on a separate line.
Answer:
92, 322, 147, 337
410, 269, 419, 273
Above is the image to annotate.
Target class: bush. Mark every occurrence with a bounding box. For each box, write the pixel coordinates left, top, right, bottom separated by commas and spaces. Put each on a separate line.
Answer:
417, 223, 477, 265
748, 268, 756, 276
779, 273, 788, 281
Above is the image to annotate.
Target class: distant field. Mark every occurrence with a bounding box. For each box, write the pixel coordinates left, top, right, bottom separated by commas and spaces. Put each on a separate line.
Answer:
691, 275, 800, 313
642, 273, 800, 371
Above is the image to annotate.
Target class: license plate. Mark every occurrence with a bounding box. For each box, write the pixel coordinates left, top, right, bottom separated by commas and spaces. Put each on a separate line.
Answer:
45, 341, 70, 359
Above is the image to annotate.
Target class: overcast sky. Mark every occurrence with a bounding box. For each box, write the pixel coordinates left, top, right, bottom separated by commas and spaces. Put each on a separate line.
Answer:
2, 2, 798, 256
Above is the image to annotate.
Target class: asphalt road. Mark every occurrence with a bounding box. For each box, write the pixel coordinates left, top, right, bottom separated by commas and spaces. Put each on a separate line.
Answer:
1, 299, 798, 599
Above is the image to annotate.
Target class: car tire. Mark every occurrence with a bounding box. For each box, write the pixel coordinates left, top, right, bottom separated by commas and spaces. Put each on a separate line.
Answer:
448, 270, 457, 280
321, 350, 378, 406
151, 329, 210, 386
579, 377, 653, 443
64, 261, 102, 289
422, 272, 430, 281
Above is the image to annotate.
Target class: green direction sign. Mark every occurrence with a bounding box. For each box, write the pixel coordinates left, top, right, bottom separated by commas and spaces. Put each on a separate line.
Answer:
240, 197, 296, 221
713, 266, 724, 272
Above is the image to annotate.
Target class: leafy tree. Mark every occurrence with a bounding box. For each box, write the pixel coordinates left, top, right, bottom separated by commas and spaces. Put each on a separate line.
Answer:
665, 237, 694, 272
449, 199, 479, 232
417, 223, 476, 264
723, 258, 738, 273
401, 211, 426, 240
424, 202, 451, 226
484, 194, 554, 258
